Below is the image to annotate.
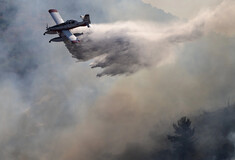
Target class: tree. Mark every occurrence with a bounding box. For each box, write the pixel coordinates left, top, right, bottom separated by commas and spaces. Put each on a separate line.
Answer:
167, 117, 195, 160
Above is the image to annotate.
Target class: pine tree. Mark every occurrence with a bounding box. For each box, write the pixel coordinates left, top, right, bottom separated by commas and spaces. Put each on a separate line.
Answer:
167, 117, 195, 160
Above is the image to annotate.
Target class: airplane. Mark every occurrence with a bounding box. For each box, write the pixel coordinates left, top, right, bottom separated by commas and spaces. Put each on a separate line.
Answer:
44, 9, 91, 43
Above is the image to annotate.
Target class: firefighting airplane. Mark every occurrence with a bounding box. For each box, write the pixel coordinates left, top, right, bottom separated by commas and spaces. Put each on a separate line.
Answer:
44, 9, 91, 43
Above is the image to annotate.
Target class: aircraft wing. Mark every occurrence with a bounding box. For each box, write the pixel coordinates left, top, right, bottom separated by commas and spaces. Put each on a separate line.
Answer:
62, 30, 80, 43
48, 9, 80, 43
48, 9, 64, 24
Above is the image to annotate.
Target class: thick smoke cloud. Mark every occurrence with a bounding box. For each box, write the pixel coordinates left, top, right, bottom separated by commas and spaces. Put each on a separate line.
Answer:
0, 0, 235, 160
64, 0, 235, 77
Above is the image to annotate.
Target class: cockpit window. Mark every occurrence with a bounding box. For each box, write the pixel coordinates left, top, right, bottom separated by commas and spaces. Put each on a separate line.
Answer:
66, 20, 75, 24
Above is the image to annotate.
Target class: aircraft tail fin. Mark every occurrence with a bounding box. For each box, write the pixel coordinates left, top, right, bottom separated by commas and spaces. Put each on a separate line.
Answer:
81, 14, 91, 27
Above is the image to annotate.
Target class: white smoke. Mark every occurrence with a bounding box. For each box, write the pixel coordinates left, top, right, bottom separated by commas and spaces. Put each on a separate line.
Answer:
66, 0, 235, 77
